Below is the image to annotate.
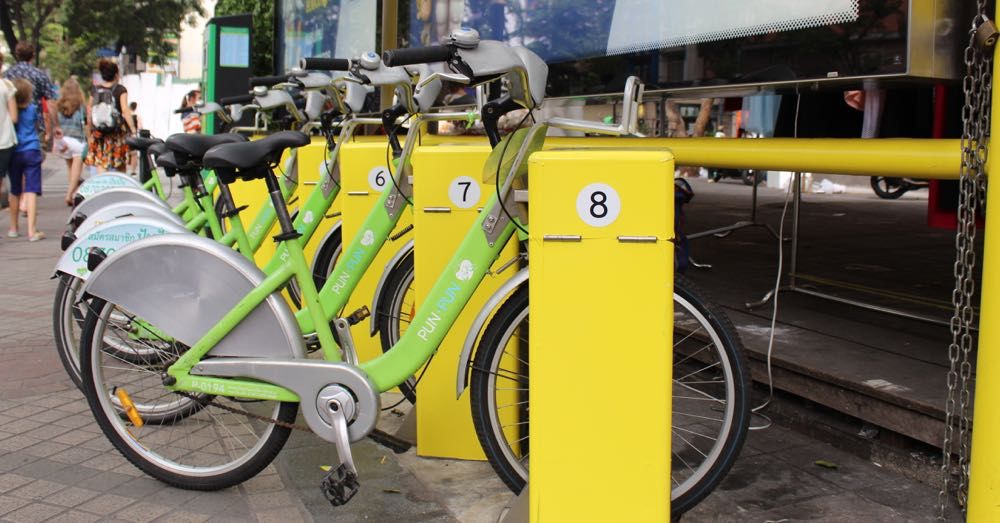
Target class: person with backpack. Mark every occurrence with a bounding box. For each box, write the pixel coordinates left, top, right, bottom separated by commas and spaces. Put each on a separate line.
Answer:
85, 59, 135, 173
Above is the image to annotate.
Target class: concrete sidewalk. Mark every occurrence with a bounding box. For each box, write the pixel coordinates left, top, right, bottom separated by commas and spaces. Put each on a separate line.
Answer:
0, 159, 964, 521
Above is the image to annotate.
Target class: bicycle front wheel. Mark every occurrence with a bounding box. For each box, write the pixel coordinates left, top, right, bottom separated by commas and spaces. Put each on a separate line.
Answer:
79, 298, 297, 490
469, 275, 751, 517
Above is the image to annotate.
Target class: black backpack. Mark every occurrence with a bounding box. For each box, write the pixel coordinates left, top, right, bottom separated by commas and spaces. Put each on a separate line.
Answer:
92, 86, 123, 133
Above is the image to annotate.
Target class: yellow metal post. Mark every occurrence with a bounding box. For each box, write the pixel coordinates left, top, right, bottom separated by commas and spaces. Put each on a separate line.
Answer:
965, 45, 1000, 522
410, 142, 519, 459
528, 149, 674, 522
338, 139, 414, 365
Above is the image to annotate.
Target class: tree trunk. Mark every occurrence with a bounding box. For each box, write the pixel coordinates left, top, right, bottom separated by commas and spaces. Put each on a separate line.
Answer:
0, 0, 16, 57
665, 100, 686, 138
692, 98, 715, 137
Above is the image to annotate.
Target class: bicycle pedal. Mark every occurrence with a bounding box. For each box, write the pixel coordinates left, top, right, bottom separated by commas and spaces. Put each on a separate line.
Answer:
346, 306, 370, 326
320, 463, 360, 507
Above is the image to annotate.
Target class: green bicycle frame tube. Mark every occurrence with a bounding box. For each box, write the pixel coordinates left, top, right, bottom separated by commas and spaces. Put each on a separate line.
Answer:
360, 196, 516, 391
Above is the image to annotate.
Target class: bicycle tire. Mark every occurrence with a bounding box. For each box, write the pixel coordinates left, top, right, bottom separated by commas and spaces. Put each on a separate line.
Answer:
79, 297, 297, 490
52, 274, 87, 389
311, 226, 343, 290
375, 251, 418, 403
870, 177, 908, 199
469, 275, 751, 517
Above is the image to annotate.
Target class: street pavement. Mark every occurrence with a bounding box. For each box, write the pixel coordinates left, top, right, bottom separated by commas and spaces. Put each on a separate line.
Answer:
0, 157, 965, 521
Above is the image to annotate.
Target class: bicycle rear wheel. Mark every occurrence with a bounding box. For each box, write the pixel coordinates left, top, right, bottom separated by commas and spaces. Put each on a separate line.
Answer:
469, 275, 751, 517
53, 274, 87, 388
79, 298, 297, 490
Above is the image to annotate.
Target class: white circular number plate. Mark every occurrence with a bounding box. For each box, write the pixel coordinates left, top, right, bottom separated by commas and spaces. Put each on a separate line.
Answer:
368, 166, 389, 192
576, 183, 621, 227
448, 176, 480, 209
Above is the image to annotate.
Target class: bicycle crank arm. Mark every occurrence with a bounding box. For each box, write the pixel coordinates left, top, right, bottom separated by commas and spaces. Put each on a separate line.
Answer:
189, 358, 380, 442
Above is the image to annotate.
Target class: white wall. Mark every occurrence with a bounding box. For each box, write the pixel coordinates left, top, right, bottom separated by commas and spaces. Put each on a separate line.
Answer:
178, 0, 217, 80
120, 73, 200, 139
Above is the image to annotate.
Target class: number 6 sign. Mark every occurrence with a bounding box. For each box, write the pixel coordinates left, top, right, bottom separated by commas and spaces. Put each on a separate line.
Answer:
576, 183, 621, 227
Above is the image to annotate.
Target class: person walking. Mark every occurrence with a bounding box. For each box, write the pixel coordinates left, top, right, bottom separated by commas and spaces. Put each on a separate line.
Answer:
0, 50, 17, 223
4, 41, 56, 147
8, 79, 44, 241
179, 90, 201, 134
85, 59, 136, 173
52, 77, 88, 205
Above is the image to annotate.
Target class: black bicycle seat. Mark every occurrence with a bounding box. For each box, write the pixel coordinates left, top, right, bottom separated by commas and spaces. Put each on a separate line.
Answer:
154, 151, 180, 177
148, 142, 168, 158
204, 131, 310, 170
165, 133, 248, 162
125, 135, 163, 152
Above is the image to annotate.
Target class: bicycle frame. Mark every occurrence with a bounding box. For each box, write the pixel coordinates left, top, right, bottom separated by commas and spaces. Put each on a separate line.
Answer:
165, 110, 508, 399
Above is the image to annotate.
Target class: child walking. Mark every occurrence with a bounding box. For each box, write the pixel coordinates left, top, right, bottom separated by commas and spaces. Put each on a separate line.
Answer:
7, 78, 44, 241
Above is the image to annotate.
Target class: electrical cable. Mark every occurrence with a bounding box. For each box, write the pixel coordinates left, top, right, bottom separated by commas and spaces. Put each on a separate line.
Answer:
749, 88, 801, 431
385, 113, 415, 207
381, 351, 435, 411
494, 109, 534, 236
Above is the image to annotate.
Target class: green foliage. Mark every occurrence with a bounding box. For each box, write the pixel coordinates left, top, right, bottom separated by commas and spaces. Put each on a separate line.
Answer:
65, 0, 203, 68
214, 0, 274, 76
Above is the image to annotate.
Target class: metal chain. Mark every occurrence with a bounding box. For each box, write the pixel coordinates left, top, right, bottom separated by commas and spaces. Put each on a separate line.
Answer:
173, 391, 313, 432
940, 2, 992, 519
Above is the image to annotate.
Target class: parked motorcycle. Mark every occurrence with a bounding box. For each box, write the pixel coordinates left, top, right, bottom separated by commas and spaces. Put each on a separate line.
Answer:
870, 177, 928, 199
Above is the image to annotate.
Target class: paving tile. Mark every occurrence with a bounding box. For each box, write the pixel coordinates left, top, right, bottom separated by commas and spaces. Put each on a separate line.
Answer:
112, 477, 164, 499
0, 496, 30, 517
20, 441, 71, 460
246, 490, 297, 512
76, 493, 135, 516
52, 430, 97, 447
241, 473, 286, 494
1, 502, 64, 523
46, 486, 102, 508
150, 510, 211, 523
72, 471, 132, 491
12, 458, 69, 481
8, 479, 66, 501
45, 510, 102, 523
0, 435, 42, 453
255, 508, 308, 523
48, 446, 103, 466
0, 475, 33, 494
113, 501, 173, 523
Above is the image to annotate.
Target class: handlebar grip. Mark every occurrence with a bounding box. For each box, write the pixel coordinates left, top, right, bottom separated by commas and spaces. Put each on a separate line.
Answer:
218, 93, 255, 106
299, 57, 350, 71
248, 75, 288, 88
382, 45, 453, 67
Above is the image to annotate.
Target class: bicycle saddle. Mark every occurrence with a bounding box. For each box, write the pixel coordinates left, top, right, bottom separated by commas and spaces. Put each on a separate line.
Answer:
147, 142, 167, 158
165, 133, 248, 162
125, 135, 163, 152
153, 151, 180, 177
204, 130, 310, 171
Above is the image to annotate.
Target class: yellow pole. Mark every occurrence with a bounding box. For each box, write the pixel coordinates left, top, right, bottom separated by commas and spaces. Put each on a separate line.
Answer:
966, 39, 1000, 522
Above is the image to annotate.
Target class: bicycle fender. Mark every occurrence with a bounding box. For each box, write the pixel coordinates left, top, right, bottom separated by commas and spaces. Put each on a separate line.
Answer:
369, 239, 414, 336
55, 216, 188, 281
82, 234, 305, 360
75, 173, 142, 199
455, 267, 528, 398
73, 201, 184, 237
310, 220, 343, 272
70, 187, 170, 226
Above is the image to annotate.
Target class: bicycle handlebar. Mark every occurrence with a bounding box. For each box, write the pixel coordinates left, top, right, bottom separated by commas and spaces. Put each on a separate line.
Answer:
218, 93, 255, 106
382, 45, 453, 67
299, 57, 350, 71
248, 75, 288, 88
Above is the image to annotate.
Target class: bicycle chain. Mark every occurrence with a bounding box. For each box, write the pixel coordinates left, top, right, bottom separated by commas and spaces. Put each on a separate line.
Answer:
173, 391, 313, 432
939, 2, 994, 519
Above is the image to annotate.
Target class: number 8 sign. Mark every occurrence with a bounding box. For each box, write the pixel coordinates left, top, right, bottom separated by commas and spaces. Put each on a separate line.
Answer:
576, 183, 621, 227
